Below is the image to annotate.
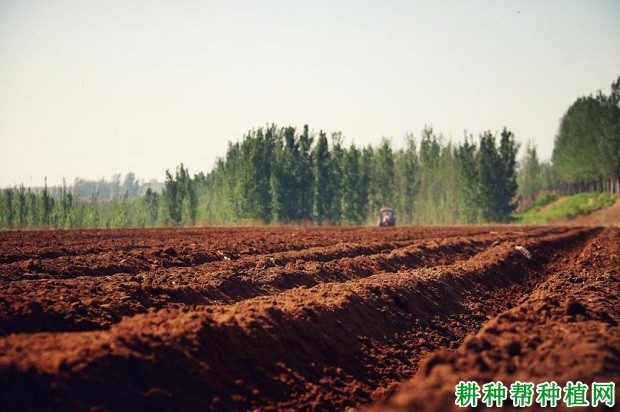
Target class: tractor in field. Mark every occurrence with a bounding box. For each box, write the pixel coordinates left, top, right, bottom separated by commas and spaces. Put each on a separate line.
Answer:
378, 207, 396, 227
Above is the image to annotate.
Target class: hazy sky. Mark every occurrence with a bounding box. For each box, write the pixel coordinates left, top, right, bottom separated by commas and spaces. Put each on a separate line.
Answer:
1, 0, 619, 187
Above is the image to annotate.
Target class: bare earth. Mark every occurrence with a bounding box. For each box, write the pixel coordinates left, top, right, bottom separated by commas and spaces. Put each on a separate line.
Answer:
0, 225, 618, 410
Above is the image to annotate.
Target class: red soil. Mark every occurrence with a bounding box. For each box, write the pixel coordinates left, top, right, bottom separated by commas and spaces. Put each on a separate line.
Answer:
0, 226, 618, 410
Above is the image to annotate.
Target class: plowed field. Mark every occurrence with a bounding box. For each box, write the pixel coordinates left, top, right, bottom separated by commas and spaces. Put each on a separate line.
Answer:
0, 226, 618, 411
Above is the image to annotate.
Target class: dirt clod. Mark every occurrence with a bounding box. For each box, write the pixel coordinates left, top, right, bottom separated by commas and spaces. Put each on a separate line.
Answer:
564, 298, 588, 316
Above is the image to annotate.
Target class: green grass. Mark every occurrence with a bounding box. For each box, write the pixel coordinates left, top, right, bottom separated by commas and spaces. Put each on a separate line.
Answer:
519, 192, 616, 224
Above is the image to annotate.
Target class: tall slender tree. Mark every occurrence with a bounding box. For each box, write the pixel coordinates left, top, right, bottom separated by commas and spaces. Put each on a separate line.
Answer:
313, 131, 331, 224
454, 136, 479, 223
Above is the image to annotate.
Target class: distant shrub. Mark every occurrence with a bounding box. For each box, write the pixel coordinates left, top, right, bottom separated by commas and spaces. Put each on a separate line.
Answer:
519, 192, 616, 224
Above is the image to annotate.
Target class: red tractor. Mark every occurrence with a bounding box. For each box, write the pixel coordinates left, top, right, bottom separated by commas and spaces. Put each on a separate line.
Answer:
378, 207, 396, 227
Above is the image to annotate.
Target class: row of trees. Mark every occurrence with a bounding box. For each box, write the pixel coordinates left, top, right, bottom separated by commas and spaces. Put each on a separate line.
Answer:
0, 173, 166, 228
0, 126, 520, 228
0, 174, 168, 229
40, 173, 162, 201
552, 76, 620, 194
516, 143, 556, 209
3, 75, 617, 229
514, 75, 620, 210
195, 124, 519, 225
0, 179, 163, 229
0, 165, 208, 229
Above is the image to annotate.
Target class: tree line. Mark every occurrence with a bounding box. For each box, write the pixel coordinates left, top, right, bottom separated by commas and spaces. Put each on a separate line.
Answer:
552, 77, 620, 195
0, 126, 520, 228
44, 173, 162, 201
4, 74, 616, 229
0, 178, 157, 229
181, 124, 519, 226
515, 75, 620, 209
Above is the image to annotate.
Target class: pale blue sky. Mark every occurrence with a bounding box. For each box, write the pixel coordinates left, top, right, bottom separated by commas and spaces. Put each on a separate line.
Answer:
1, 0, 619, 187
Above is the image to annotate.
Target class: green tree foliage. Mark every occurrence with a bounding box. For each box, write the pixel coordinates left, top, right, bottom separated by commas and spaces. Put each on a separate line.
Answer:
393, 134, 418, 224
416, 127, 443, 224
223, 127, 275, 223
122, 172, 141, 199
110, 192, 131, 228
16, 185, 27, 226
370, 138, 396, 212
87, 191, 101, 228
327, 132, 344, 225
1, 124, 526, 229
454, 136, 479, 223
517, 142, 543, 208
297, 125, 314, 222
0, 174, 163, 229
359, 146, 373, 221
26, 188, 38, 226
162, 163, 198, 225
11, 76, 620, 230
41, 178, 53, 226
270, 126, 302, 222
552, 78, 620, 194
553, 97, 605, 186
498, 128, 519, 219
143, 187, 159, 227
179, 166, 198, 225
477, 131, 501, 222
163, 169, 181, 225
313, 131, 331, 225
1, 188, 15, 226
248, 128, 274, 222
477, 129, 519, 222
341, 144, 365, 225
199, 159, 234, 224
58, 179, 74, 228
72, 173, 152, 201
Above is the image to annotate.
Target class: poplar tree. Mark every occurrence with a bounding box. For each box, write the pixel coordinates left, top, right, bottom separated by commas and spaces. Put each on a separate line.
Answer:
59, 178, 73, 228
2, 189, 15, 226
17, 185, 27, 226
163, 169, 181, 225
477, 129, 518, 222
328, 132, 344, 224
394, 134, 418, 225
477, 131, 502, 222
313, 131, 330, 224
27, 188, 38, 226
552, 90, 619, 193
372, 138, 396, 210
517, 142, 542, 208
144, 187, 159, 227
455, 137, 479, 223
417, 127, 442, 224
341, 144, 364, 225
41, 178, 53, 226
298, 125, 314, 222
498, 128, 519, 220
360, 145, 373, 222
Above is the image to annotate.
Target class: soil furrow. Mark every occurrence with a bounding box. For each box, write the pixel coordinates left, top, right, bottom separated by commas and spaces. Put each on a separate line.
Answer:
374, 227, 619, 411
0, 237, 486, 335
0, 228, 564, 335
0, 227, 598, 411
0, 226, 532, 267
0, 240, 413, 280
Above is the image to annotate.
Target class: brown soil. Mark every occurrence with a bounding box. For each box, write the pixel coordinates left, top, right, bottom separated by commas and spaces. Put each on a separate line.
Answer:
0, 226, 618, 411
